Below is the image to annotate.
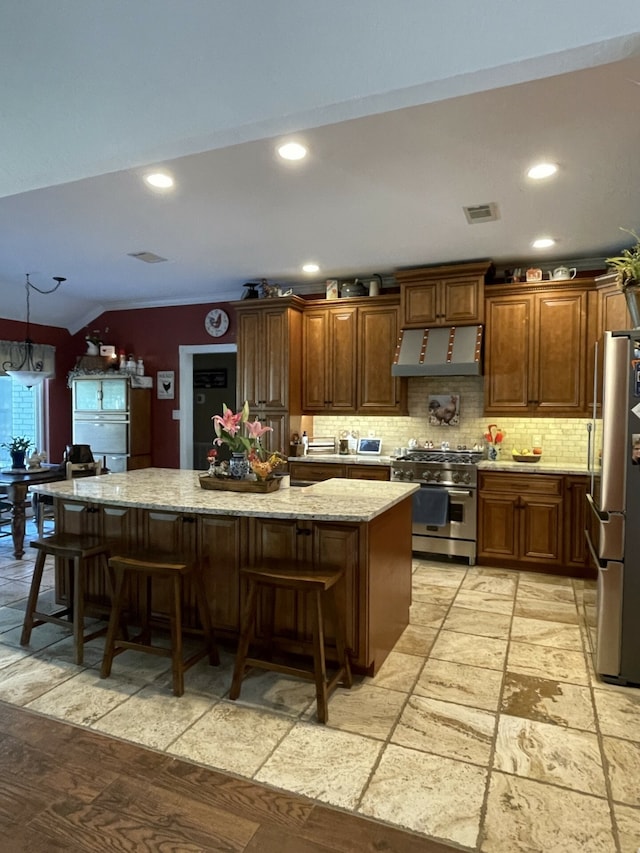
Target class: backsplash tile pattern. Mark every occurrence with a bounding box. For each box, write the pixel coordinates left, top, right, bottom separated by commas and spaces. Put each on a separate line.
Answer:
313, 377, 595, 465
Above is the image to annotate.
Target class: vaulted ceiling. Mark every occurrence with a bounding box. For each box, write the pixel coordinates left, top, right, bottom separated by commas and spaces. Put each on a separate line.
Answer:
1, 1, 639, 332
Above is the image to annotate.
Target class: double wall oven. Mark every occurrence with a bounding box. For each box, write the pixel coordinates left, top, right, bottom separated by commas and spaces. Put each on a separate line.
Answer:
391, 449, 481, 565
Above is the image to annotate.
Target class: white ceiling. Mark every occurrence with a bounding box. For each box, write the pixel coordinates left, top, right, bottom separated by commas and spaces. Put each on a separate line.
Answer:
1, 1, 640, 332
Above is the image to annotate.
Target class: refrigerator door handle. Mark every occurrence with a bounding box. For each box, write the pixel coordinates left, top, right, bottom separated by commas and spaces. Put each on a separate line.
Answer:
584, 528, 623, 680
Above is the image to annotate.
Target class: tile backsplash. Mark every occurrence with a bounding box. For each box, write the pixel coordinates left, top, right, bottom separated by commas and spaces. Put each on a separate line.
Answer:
313, 376, 594, 464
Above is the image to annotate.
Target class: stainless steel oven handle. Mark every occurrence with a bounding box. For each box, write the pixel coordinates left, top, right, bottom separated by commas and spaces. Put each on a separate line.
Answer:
445, 489, 474, 497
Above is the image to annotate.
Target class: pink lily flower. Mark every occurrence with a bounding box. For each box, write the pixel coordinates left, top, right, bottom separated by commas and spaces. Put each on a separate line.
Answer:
245, 420, 273, 439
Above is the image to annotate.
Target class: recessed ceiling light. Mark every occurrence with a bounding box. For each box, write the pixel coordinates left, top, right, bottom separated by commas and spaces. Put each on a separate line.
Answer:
532, 237, 556, 249
145, 172, 174, 189
527, 162, 558, 180
277, 142, 308, 161
302, 263, 319, 274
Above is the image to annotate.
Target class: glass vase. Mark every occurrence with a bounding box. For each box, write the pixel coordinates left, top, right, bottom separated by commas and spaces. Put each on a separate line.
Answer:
229, 451, 250, 480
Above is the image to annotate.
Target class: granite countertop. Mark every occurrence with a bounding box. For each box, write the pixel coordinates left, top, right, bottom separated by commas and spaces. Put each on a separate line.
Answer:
31, 467, 419, 522
288, 453, 395, 466
478, 460, 590, 475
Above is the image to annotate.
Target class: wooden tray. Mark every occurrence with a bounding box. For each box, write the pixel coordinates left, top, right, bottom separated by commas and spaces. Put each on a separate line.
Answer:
199, 473, 280, 493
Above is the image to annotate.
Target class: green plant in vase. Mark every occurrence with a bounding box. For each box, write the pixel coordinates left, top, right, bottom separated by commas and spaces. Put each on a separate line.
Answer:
606, 227, 640, 327
1, 435, 33, 469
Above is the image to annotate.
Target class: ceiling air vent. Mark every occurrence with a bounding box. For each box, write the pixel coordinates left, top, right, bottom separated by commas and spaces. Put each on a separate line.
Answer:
127, 251, 168, 263
463, 203, 499, 224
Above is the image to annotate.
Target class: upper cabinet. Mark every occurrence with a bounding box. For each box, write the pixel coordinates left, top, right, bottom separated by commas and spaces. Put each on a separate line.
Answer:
233, 296, 304, 454
396, 261, 491, 328
484, 281, 590, 416
233, 296, 303, 412
302, 295, 406, 415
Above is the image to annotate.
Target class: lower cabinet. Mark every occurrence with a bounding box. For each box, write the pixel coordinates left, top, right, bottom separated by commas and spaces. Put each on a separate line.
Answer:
478, 472, 591, 576
250, 517, 361, 664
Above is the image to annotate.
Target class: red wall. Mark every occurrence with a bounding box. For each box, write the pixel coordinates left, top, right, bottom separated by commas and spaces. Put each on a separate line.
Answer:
1, 301, 237, 468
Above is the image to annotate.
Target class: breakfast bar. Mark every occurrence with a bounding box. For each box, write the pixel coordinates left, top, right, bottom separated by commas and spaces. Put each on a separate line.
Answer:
31, 469, 418, 675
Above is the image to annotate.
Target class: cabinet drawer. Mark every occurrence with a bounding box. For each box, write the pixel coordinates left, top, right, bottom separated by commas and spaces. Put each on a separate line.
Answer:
479, 472, 562, 496
345, 465, 390, 481
289, 462, 346, 482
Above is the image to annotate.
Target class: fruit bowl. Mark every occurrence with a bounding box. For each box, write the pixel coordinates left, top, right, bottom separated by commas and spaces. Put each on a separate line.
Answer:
512, 454, 541, 463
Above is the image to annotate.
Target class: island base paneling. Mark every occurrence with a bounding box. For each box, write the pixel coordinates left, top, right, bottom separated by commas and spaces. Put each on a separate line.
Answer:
50, 496, 413, 676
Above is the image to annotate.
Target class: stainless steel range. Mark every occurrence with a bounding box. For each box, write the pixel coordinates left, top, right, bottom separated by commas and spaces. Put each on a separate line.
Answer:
391, 449, 483, 565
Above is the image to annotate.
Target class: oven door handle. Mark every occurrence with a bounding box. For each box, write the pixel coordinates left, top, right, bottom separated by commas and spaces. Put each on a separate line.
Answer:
445, 489, 474, 497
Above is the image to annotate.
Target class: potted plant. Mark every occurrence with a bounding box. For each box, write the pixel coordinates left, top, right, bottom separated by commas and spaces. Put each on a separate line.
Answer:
606, 227, 640, 327
1, 435, 33, 469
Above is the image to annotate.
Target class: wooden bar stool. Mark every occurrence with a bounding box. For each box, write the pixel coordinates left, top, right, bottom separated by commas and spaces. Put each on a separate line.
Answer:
20, 533, 111, 665
230, 561, 352, 723
101, 552, 219, 696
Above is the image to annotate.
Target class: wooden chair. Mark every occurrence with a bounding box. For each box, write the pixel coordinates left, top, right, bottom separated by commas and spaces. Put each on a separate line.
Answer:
229, 560, 352, 723
101, 552, 220, 696
20, 533, 111, 665
34, 460, 102, 536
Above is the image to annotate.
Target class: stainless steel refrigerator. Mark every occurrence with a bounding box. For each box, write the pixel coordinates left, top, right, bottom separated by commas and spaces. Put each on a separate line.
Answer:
585, 329, 640, 686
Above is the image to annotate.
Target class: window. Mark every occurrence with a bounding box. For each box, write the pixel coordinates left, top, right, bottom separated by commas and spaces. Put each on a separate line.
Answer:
0, 377, 44, 467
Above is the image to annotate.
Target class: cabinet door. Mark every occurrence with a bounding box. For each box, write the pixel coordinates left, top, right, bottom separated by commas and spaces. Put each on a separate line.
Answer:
477, 490, 518, 560
484, 295, 532, 412
100, 379, 128, 411
442, 277, 484, 324
256, 411, 288, 456
311, 522, 360, 658
564, 476, 590, 573
519, 493, 563, 565
236, 309, 263, 408
357, 304, 405, 412
402, 281, 439, 326
198, 514, 245, 632
262, 307, 290, 409
534, 290, 587, 413
73, 379, 102, 411
302, 307, 356, 411
289, 462, 346, 482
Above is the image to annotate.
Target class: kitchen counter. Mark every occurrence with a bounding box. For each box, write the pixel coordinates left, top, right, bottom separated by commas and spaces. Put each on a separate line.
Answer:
31, 467, 418, 522
33, 468, 417, 675
288, 453, 395, 466
478, 459, 590, 475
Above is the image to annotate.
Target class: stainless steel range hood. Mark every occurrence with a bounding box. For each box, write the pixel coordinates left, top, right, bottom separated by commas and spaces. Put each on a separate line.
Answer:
392, 325, 483, 377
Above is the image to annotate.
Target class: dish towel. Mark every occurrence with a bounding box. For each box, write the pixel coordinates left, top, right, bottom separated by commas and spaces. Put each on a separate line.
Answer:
413, 487, 449, 527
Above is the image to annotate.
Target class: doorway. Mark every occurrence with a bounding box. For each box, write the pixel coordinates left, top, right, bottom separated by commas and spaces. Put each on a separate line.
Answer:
178, 344, 237, 469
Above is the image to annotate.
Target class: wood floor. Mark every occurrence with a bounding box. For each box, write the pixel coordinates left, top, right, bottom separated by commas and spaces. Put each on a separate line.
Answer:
0, 700, 457, 853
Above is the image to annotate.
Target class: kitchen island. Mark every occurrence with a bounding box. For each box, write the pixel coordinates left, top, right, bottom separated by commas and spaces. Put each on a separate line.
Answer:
32, 469, 418, 675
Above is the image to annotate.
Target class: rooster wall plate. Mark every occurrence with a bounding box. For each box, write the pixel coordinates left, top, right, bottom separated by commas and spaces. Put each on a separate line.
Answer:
205, 308, 230, 337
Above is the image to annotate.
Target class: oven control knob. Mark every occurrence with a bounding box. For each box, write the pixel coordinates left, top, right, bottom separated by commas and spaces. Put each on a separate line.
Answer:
406, 470, 414, 480
392, 469, 403, 480
452, 472, 460, 483
421, 470, 431, 481
463, 471, 471, 485
433, 471, 441, 482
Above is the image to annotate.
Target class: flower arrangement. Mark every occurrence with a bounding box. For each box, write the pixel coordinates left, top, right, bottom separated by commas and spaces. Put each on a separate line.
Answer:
210, 402, 286, 480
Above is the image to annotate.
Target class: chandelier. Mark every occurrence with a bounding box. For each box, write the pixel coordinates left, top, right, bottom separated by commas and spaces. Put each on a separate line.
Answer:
3, 274, 66, 387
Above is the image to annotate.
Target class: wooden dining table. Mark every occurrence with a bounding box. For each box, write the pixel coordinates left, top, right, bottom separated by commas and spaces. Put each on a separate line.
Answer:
0, 465, 66, 558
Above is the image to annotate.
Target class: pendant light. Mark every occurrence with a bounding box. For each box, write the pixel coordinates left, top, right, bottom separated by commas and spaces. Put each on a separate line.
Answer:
3, 274, 66, 388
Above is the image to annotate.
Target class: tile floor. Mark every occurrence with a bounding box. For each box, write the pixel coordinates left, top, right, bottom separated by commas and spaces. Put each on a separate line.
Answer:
0, 525, 639, 852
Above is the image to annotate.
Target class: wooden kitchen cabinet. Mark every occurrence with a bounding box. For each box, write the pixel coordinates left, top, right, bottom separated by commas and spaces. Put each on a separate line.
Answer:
233, 296, 304, 453
563, 475, 590, 573
250, 517, 361, 663
357, 303, 407, 412
484, 282, 589, 416
478, 472, 563, 571
396, 261, 491, 328
302, 304, 357, 411
302, 295, 405, 415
